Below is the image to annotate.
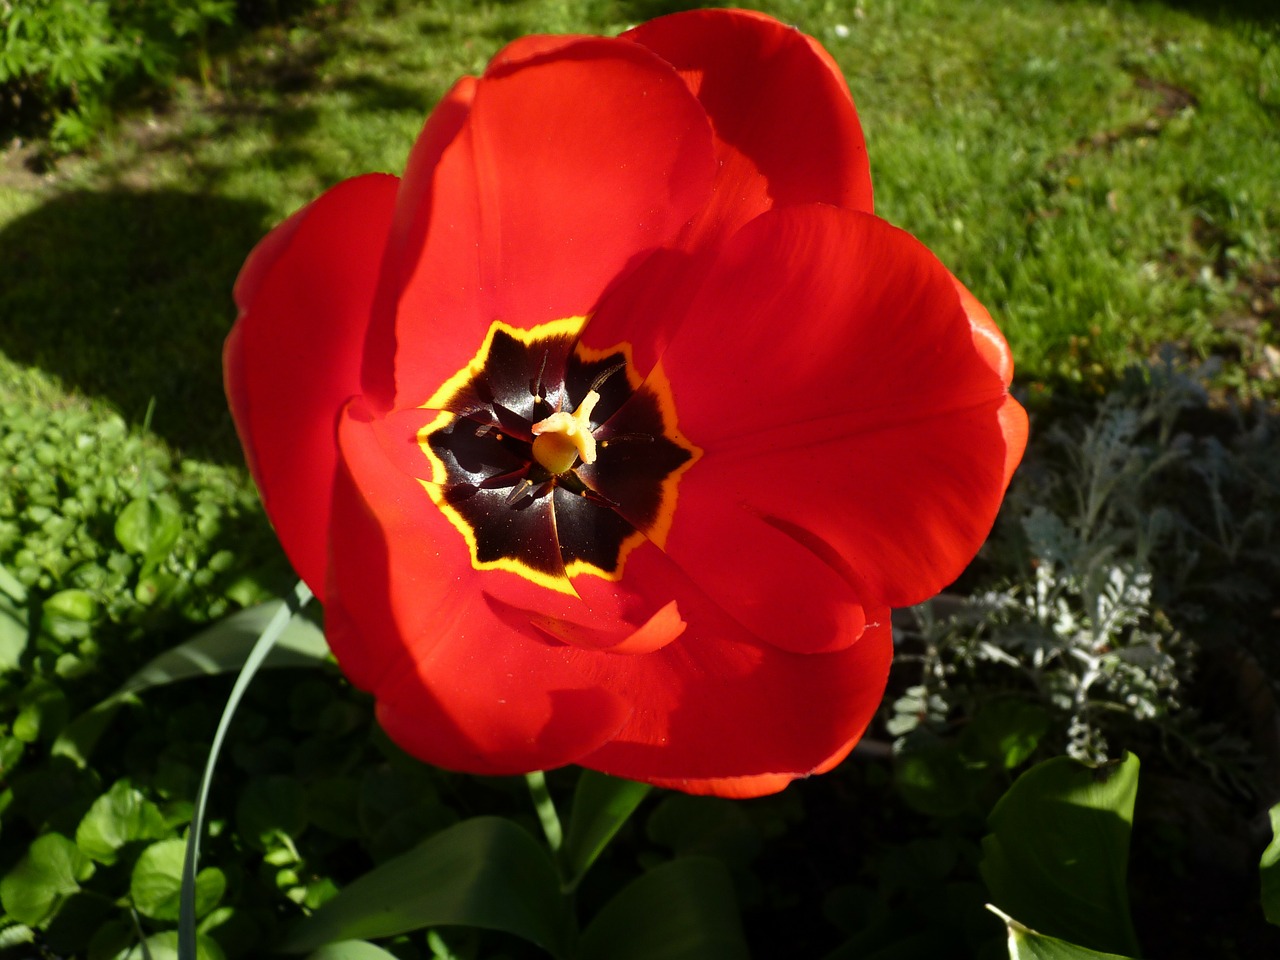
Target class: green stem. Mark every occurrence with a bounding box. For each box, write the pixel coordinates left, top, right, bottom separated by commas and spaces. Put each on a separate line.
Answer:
526, 770, 563, 853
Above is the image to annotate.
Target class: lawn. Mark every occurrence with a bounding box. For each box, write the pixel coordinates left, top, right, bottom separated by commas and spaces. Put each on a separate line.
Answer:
1, 0, 1278, 957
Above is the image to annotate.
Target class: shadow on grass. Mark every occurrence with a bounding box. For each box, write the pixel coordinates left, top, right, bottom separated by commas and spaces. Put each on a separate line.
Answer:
0, 189, 271, 462
1053, 0, 1280, 26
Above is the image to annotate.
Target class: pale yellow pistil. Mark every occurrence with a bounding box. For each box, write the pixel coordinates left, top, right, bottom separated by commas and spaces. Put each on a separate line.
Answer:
531, 390, 601, 475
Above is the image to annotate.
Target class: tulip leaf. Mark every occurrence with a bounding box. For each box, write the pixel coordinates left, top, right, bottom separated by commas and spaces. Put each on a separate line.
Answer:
51, 594, 329, 766
279, 816, 571, 957
980, 753, 1141, 958
562, 770, 650, 888
576, 856, 749, 960
988, 906, 1140, 960
1261, 803, 1280, 926
180, 581, 313, 960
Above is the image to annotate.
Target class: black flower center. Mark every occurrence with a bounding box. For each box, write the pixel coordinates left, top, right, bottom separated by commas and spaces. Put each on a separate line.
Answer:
418, 318, 699, 593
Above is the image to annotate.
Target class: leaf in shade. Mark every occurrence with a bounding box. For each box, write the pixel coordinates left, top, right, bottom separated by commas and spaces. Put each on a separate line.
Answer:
279, 817, 571, 957
980, 754, 1141, 957
562, 770, 650, 888
576, 857, 749, 960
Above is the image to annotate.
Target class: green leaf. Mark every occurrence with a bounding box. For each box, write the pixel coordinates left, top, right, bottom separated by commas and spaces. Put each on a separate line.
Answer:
1260, 803, 1280, 926
76, 779, 169, 864
562, 770, 650, 888
577, 857, 749, 960
0, 561, 28, 603
0, 832, 95, 925
980, 754, 1141, 957
961, 699, 1051, 770
279, 816, 571, 957
52, 594, 329, 766
132, 838, 225, 921
988, 906, 1140, 960
305, 942, 403, 960
115, 495, 182, 562
0, 569, 29, 672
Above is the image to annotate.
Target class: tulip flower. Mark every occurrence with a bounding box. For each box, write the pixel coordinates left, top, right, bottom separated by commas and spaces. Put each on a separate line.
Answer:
225, 9, 1027, 797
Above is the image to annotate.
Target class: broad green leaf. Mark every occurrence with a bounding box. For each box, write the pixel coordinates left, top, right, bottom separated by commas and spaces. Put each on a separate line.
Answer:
306, 942, 402, 960
115, 495, 182, 562
51, 595, 329, 765
0, 832, 95, 925
132, 838, 225, 921
577, 857, 749, 960
76, 778, 169, 864
562, 770, 650, 888
279, 816, 571, 957
989, 906, 1139, 960
980, 754, 1140, 957
1261, 803, 1280, 926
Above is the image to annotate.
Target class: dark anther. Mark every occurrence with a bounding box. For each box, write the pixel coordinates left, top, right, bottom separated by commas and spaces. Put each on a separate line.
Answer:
531, 348, 550, 400
479, 466, 532, 490
589, 362, 628, 395
505, 478, 536, 504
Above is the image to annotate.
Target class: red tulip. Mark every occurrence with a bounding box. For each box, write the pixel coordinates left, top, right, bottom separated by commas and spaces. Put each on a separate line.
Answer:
225, 9, 1027, 797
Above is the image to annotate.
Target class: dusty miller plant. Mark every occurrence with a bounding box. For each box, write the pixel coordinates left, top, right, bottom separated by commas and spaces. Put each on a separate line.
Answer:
892, 352, 1278, 789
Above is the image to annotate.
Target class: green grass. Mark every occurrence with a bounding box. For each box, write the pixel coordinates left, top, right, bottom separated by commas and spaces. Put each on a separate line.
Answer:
2, 0, 1276, 455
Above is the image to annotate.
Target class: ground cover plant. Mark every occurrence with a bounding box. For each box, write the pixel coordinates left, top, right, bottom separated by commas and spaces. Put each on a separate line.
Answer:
1, 0, 1278, 958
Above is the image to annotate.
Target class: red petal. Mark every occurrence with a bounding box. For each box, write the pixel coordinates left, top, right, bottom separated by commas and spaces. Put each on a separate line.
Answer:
645, 734, 860, 799
225, 173, 400, 598
578, 593, 893, 787
953, 277, 1029, 489
653, 205, 1023, 611
624, 8, 873, 245
582, 9, 873, 371
382, 36, 715, 407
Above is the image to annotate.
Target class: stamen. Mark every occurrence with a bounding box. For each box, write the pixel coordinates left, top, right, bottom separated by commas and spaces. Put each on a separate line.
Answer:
589, 362, 627, 395
531, 348, 550, 400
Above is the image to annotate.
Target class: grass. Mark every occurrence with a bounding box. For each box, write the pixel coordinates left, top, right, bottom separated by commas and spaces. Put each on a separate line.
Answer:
1, 0, 1277, 460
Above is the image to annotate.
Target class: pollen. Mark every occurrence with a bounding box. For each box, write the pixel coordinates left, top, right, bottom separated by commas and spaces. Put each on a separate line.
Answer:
530, 390, 601, 474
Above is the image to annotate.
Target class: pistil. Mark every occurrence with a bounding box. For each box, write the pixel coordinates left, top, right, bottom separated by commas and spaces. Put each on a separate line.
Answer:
530, 390, 601, 474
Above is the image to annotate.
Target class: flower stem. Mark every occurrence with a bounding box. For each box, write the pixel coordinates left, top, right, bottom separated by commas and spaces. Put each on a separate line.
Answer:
525, 770, 563, 853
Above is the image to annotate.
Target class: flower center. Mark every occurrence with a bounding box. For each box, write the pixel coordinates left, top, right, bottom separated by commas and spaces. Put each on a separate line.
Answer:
416, 318, 700, 593
531, 389, 601, 474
